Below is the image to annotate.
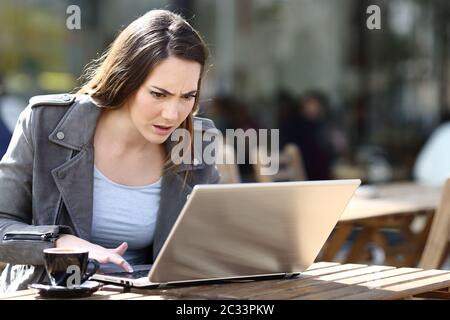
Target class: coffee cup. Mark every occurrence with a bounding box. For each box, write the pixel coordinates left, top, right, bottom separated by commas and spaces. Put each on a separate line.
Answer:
43, 248, 99, 288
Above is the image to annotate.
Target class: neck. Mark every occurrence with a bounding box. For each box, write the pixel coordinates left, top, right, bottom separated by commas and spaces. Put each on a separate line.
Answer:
95, 106, 160, 155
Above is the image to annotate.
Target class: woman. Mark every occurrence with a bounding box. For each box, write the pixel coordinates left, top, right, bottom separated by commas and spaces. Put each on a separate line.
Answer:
0, 9, 220, 293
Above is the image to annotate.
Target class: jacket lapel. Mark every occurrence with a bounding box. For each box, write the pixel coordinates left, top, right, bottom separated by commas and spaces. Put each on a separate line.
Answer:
51, 145, 95, 240
49, 95, 101, 240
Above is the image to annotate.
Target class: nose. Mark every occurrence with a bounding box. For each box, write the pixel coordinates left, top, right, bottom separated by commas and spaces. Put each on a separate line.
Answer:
161, 102, 179, 122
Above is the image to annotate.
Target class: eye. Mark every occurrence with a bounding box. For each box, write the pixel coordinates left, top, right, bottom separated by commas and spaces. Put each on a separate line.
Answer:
182, 94, 197, 101
150, 91, 165, 99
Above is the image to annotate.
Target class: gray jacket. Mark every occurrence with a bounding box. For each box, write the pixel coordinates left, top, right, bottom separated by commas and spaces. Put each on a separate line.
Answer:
0, 94, 220, 293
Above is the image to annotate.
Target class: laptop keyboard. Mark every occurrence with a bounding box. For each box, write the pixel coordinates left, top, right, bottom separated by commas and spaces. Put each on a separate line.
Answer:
105, 269, 150, 279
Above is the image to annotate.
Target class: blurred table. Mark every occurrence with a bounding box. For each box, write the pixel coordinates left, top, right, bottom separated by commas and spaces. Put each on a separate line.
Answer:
321, 182, 443, 266
1, 262, 449, 300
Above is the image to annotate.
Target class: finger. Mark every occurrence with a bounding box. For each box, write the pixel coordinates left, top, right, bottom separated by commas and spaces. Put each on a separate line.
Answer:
89, 250, 133, 272
108, 254, 133, 272
113, 242, 128, 256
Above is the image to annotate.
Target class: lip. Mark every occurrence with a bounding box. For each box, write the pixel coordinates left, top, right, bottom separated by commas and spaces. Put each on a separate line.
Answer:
152, 124, 174, 136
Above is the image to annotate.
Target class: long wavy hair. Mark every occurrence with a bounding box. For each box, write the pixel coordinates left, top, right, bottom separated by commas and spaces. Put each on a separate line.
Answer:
77, 9, 209, 174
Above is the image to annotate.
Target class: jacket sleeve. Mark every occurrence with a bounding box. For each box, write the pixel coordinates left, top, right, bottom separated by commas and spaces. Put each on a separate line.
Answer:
0, 105, 73, 266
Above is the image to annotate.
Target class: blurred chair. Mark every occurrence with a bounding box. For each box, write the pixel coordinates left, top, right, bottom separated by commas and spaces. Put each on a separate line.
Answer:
376, 123, 450, 266
216, 143, 241, 184
413, 122, 450, 186
419, 178, 450, 269
253, 143, 307, 183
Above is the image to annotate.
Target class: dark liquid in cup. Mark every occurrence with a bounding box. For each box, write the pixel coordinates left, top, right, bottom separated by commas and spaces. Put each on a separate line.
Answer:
44, 248, 97, 287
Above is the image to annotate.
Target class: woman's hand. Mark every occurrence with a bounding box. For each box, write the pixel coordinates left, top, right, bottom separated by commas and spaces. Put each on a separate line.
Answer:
55, 234, 133, 272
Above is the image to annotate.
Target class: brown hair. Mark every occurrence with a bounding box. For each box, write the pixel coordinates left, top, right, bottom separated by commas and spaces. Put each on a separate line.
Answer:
77, 9, 209, 174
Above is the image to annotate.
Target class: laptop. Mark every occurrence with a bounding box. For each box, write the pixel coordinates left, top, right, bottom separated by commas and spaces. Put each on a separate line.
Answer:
91, 179, 361, 288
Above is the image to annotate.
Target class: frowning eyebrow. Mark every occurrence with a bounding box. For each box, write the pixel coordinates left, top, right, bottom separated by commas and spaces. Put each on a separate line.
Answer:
151, 86, 198, 96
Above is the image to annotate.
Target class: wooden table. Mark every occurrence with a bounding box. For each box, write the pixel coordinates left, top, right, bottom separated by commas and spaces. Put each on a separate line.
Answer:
1, 262, 449, 300
321, 182, 443, 266
341, 182, 441, 222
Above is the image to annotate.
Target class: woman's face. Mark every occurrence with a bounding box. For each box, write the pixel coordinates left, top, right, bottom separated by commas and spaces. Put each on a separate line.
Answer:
127, 56, 201, 145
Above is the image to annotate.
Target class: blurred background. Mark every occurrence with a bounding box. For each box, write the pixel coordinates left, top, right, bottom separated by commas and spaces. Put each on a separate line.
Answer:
1, 0, 450, 184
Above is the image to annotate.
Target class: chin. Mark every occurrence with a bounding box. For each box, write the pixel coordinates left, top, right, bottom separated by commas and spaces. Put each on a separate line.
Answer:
146, 134, 169, 145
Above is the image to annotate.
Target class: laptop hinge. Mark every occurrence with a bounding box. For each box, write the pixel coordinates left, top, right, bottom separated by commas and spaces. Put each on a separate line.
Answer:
284, 273, 299, 279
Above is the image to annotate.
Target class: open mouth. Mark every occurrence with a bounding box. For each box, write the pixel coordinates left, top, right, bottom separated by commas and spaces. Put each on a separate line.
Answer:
152, 124, 174, 135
